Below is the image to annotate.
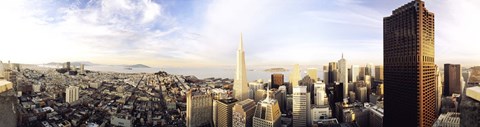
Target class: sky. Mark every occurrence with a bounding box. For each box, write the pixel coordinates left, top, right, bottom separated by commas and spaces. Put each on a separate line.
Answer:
0, 0, 479, 68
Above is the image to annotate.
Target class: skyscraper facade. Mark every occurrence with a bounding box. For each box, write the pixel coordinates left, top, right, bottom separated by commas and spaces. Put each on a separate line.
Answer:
444, 64, 462, 96
234, 34, 249, 101
307, 68, 318, 82
351, 65, 360, 83
293, 86, 311, 127
215, 98, 238, 127
186, 89, 213, 127
328, 62, 338, 85
338, 54, 348, 97
374, 65, 384, 82
290, 64, 301, 87
384, 0, 436, 126
233, 99, 256, 127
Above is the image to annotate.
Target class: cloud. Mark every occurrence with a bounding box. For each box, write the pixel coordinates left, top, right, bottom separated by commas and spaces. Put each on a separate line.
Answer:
1, 0, 478, 68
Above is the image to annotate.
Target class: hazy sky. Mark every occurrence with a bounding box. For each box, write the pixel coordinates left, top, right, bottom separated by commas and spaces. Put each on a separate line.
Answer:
0, 0, 479, 68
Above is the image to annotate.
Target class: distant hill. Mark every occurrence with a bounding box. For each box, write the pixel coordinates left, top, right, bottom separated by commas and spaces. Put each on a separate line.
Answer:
45, 61, 96, 66
125, 64, 150, 68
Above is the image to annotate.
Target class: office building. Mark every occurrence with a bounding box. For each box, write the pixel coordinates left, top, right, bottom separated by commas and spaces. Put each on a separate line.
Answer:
365, 63, 373, 76
368, 105, 384, 127
186, 89, 213, 127
252, 91, 281, 127
234, 34, 249, 101
233, 99, 256, 127
249, 81, 264, 100
375, 65, 384, 82
293, 86, 311, 127
356, 86, 367, 103
328, 62, 338, 84
323, 65, 329, 86
351, 65, 360, 83
255, 89, 266, 102
333, 82, 344, 103
290, 64, 301, 87
307, 68, 318, 82
338, 54, 348, 98
444, 64, 462, 96
359, 67, 366, 80
271, 74, 284, 89
314, 82, 326, 106
215, 98, 238, 127
65, 86, 79, 103
310, 105, 331, 124
384, 0, 436, 126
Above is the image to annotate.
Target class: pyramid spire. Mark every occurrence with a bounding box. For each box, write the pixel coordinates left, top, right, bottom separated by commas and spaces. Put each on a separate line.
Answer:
239, 33, 244, 50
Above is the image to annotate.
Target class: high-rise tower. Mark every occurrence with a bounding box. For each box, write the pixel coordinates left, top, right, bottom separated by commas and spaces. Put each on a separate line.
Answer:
338, 54, 348, 97
234, 33, 249, 101
384, 0, 436, 127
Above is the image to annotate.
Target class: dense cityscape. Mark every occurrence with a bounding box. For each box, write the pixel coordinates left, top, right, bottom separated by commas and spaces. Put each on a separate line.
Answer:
1, 0, 480, 127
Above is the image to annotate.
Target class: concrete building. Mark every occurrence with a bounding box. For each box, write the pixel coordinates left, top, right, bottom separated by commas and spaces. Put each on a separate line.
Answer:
255, 89, 266, 102
293, 86, 311, 127
290, 64, 301, 88
351, 65, 360, 83
365, 63, 374, 77
433, 112, 460, 127
215, 98, 238, 127
249, 81, 264, 100
310, 105, 331, 125
252, 91, 281, 127
186, 89, 213, 127
323, 65, 329, 86
234, 34, 249, 101
233, 99, 256, 127
375, 65, 384, 82
110, 114, 133, 127
307, 68, 318, 82
338, 54, 348, 98
314, 82, 326, 106
384, 0, 436, 126
0, 80, 13, 93
368, 105, 384, 127
444, 64, 462, 96
65, 85, 79, 103
356, 86, 367, 103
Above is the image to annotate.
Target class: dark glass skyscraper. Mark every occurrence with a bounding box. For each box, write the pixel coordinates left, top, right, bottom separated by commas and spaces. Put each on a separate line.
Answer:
444, 64, 462, 96
384, 0, 436, 127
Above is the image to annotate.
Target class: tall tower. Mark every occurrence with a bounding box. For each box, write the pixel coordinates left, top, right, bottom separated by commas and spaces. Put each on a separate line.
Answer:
290, 64, 301, 87
338, 54, 348, 97
444, 64, 462, 96
292, 86, 311, 127
384, 0, 436, 127
234, 33, 249, 101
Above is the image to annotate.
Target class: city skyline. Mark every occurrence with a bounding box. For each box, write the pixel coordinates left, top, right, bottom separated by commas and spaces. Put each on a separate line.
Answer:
1, 0, 480, 67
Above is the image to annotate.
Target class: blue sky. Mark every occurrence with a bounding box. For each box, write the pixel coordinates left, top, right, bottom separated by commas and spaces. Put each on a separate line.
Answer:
1, 0, 479, 68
